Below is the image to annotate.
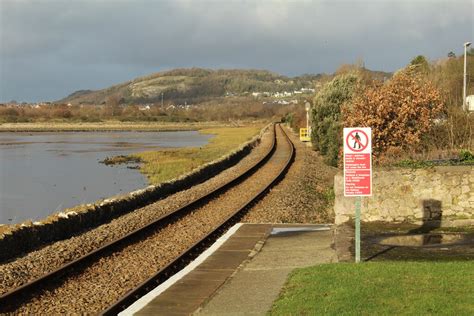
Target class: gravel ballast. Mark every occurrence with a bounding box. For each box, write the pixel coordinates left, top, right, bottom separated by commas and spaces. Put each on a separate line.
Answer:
244, 125, 337, 224
0, 128, 274, 297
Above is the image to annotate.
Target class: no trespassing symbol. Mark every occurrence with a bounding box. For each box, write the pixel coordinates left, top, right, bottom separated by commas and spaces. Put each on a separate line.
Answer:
343, 127, 372, 196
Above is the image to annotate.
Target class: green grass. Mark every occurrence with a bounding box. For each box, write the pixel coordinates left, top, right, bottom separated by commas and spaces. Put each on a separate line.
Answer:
269, 262, 474, 315
394, 150, 474, 168
133, 126, 263, 184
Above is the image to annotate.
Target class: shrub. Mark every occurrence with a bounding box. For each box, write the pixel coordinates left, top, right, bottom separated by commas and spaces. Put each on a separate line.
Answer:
343, 71, 444, 161
459, 149, 474, 162
53, 108, 72, 118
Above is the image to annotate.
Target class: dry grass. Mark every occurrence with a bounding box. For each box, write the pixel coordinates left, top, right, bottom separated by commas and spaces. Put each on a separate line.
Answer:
134, 125, 264, 184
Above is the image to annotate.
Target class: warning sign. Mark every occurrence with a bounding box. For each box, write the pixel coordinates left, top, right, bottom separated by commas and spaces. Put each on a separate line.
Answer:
344, 127, 372, 196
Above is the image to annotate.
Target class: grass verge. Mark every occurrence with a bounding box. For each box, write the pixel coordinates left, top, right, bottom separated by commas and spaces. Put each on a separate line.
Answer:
133, 125, 263, 185
270, 262, 474, 315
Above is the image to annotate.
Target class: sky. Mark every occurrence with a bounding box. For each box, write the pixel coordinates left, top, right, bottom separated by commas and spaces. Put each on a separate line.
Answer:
0, 0, 473, 102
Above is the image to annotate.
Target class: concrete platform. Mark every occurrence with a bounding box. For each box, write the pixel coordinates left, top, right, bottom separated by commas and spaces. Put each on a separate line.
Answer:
122, 223, 336, 316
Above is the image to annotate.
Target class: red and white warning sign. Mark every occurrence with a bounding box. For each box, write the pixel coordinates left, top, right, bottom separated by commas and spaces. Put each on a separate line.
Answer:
343, 127, 372, 196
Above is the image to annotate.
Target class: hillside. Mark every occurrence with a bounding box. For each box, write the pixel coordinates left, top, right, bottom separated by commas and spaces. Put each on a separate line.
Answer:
60, 68, 323, 105
60, 67, 392, 105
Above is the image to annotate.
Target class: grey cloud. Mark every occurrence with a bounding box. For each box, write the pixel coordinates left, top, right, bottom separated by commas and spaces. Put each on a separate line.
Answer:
0, 0, 473, 101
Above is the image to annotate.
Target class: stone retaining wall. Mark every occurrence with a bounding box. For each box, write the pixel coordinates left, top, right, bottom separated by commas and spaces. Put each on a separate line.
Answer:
0, 125, 271, 262
334, 166, 474, 226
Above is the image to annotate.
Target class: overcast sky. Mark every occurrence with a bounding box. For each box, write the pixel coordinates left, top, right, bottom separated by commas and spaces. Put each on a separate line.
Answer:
0, 0, 473, 102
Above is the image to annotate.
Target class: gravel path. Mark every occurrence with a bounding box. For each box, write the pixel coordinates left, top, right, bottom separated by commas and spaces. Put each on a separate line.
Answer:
0, 127, 273, 296
2, 125, 294, 314
244, 125, 337, 224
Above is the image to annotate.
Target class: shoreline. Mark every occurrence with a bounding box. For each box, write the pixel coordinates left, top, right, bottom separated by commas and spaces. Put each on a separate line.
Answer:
0, 121, 262, 132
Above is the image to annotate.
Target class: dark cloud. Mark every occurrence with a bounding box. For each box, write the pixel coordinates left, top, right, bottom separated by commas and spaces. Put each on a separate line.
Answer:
0, 0, 472, 101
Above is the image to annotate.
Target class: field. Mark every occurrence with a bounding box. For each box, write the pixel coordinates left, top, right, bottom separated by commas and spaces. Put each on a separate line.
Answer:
133, 125, 263, 184
270, 262, 474, 315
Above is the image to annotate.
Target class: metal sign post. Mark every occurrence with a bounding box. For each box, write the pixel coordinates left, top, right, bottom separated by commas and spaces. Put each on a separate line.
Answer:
343, 127, 372, 263
355, 196, 361, 263
305, 102, 311, 134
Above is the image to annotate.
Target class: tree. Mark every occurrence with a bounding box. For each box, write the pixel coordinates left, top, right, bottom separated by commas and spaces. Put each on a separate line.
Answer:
343, 70, 444, 160
105, 95, 122, 117
409, 55, 430, 74
447, 51, 456, 58
311, 74, 360, 166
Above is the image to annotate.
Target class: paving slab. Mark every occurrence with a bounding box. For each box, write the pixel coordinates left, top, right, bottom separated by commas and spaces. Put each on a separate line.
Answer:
128, 224, 336, 316
131, 224, 271, 316
196, 224, 336, 316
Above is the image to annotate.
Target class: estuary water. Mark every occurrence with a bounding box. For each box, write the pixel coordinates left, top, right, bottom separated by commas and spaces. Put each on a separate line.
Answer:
0, 131, 212, 224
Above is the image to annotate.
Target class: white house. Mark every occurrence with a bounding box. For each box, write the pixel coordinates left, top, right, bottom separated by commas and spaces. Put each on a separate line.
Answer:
467, 95, 474, 111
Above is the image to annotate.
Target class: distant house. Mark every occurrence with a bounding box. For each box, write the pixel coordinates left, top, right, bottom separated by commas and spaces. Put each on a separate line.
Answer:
467, 95, 474, 112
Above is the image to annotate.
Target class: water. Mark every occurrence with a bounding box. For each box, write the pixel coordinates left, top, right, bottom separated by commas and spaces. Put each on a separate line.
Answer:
377, 233, 471, 247
0, 131, 212, 224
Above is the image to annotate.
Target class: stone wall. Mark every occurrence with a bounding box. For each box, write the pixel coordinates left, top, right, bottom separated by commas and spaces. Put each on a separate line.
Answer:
334, 166, 474, 226
0, 125, 271, 261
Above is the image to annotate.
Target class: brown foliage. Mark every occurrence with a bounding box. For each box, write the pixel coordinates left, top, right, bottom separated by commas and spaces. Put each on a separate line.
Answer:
343, 71, 444, 160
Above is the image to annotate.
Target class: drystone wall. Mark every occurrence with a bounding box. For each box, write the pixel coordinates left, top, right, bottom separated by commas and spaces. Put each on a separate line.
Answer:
334, 166, 474, 226
0, 124, 271, 261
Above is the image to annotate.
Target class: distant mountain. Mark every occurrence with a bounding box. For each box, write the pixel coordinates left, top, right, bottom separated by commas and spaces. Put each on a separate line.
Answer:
59, 68, 324, 105
59, 67, 391, 105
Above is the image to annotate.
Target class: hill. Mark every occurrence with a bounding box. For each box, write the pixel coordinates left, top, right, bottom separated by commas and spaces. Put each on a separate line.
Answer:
60, 67, 392, 105
60, 68, 323, 105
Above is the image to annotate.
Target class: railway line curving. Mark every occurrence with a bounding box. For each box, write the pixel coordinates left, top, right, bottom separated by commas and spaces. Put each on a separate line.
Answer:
0, 123, 295, 314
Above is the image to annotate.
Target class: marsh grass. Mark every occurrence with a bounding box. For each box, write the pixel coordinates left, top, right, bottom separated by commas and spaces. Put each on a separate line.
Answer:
100, 155, 142, 165
133, 126, 263, 184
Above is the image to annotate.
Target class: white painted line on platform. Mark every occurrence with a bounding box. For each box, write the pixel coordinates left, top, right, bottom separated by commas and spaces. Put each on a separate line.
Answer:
120, 223, 244, 316
271, 226, 331, 235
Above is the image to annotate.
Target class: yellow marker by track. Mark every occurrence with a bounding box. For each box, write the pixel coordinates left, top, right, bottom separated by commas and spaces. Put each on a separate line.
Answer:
299, 128, 310, 142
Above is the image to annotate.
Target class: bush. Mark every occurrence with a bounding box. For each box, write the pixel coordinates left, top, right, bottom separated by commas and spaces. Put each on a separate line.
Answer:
459, 149, 474, 162
0, 108, 20, 117
53, 108, 72, 118
343, 71, 444, 161
311, 74, 360, 166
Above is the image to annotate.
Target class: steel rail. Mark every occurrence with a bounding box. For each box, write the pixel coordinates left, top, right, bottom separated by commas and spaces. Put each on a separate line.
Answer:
102, 124, 295, 315
0, 124, 278, 312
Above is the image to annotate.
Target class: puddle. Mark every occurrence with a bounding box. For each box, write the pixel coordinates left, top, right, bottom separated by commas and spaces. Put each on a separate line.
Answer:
377, 233, 473, 247
271, 226, 331, 235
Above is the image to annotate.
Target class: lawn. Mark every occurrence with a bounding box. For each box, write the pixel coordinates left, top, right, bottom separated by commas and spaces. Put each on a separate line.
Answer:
133, 125, 263, 184
269, 262, 474, 315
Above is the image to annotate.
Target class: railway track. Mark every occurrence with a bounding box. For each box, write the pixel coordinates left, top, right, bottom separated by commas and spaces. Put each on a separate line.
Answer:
0, 123, 295, 314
